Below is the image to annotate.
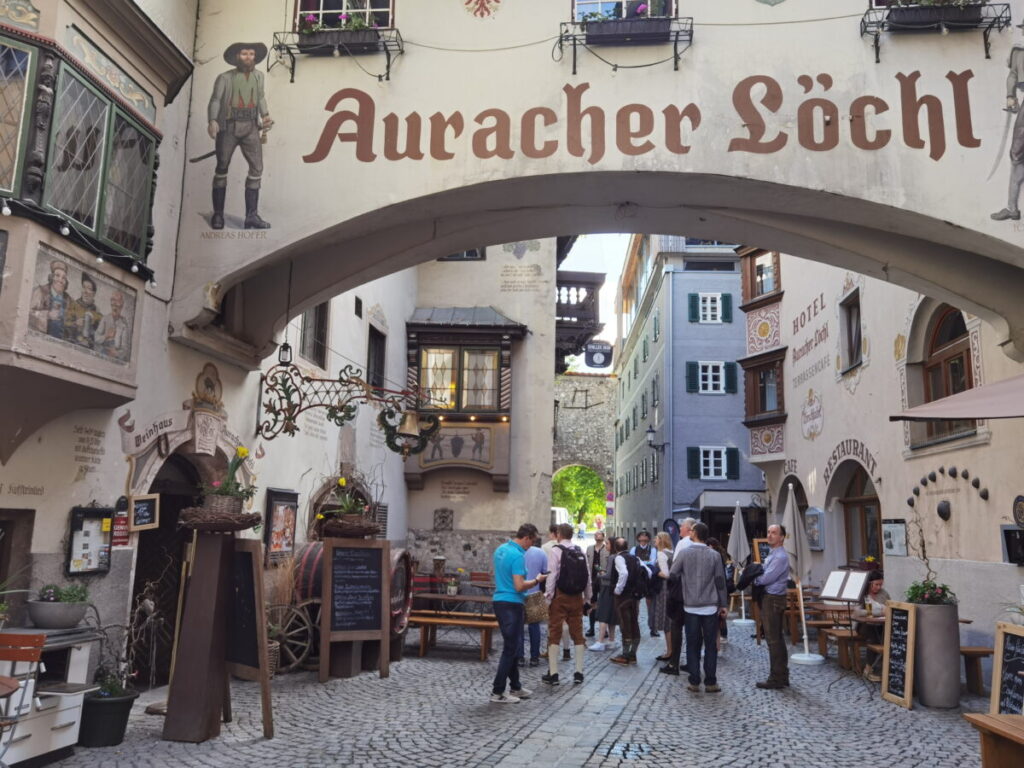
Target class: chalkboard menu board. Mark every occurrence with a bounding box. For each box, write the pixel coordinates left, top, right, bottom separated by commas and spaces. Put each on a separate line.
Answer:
990, 622, 1024, 715
129, 494, 160, 532
882, 601, 916, 709
330, 546, 383, 632
319, 538, 392, 683
227, 548, 259, 669
753, 538, 771, 564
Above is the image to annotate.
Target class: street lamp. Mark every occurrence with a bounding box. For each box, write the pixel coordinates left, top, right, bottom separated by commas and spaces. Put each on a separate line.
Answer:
645, 425, 668, 452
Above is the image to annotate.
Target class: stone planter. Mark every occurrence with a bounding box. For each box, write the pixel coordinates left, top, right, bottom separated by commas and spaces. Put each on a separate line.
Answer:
297, 29, 381, 55
584, 18, 672, 45
887, 4, 984, 31
26, 600, 87, 629
913, 602, 961, 708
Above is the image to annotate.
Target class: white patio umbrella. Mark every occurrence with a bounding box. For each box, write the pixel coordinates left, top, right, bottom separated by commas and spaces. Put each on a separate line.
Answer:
782, 483, 824, 665
726, 501, 754, 626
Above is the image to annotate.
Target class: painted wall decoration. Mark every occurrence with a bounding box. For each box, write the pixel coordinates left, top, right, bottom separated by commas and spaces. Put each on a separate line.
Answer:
745, 303, 780, 356
28, 243, 135, 365
750, 424, 783, 456
65, 27, 156, 123
503, 240, 540, 260
0, 0, 39, 31
991, 37, 1024, 222
464, 0, 502, 18
420, 425, 493, 468
800, 388, 823, 441
200, 42, 273, 231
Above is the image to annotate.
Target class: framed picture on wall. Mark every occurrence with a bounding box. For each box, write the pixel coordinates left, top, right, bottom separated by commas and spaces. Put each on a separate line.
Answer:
129, 494, 160, 532
264, 488, 299, 565
882, 519, 908, 557
804, 507, 824, 551
66, 506, 113, 575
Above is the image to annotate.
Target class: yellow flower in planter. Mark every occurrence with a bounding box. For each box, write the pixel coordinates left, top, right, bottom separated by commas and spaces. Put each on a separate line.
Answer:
338, 477, 347, 487
236, 446, 249, 459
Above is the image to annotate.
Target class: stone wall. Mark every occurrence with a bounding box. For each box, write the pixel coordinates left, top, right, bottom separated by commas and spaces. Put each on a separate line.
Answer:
406, 528, 510, 577
553, 373, 616, 488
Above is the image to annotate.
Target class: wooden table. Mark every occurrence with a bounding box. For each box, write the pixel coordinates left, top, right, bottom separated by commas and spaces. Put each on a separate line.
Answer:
963, 713, 1024, 766
412, 592, 493, 616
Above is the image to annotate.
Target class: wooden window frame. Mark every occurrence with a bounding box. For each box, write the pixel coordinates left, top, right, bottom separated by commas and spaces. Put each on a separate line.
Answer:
922, 307, 974, 440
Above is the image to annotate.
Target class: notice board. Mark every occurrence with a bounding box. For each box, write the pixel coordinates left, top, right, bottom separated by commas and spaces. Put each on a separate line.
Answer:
881, 600, 916, 710
225, 538, 273, 738
320, 538, 391, 682
990, 621, 1024, 715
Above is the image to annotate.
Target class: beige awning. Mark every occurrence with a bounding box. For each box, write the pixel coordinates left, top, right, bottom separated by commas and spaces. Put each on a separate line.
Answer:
889, 373, 1024, 422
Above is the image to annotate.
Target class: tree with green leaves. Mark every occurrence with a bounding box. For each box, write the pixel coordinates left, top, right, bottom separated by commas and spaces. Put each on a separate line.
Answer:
552, 465, 606, 527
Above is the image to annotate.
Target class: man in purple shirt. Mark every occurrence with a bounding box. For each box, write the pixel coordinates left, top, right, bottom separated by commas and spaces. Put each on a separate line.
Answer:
754, 524, 791, 689
521, 536, 548, 666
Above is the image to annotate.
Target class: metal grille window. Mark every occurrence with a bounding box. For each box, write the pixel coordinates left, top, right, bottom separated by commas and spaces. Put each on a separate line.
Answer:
45, 70, 109, 230
102, 116, 154, 254
0, 41, 31, 193
296, 0, 393, 29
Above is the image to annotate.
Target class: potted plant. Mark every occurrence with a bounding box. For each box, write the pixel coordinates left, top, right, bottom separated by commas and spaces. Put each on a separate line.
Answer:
199, 445, 257, 515
315, 476, 380, 538
296, 11, 381, 56
887, 1, 988, 31
582, 2, 673, 45
906, 577, 960, 708
446, 568, 465, 596
27, 583, 89, 629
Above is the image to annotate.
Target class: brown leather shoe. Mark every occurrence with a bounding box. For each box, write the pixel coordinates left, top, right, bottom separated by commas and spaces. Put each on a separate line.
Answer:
756, 680, 785, 689
610, 655, 629, 665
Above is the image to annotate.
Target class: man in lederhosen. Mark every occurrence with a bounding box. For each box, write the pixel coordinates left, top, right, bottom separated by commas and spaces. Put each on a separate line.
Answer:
992, 22, 1024, 222
207, 42, 273, 230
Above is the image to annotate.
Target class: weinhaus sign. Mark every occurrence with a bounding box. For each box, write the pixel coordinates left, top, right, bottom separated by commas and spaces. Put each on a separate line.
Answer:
304, 72, 978, 165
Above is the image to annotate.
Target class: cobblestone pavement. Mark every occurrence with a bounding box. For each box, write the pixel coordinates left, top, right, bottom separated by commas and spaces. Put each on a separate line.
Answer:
57, 615, 985, 768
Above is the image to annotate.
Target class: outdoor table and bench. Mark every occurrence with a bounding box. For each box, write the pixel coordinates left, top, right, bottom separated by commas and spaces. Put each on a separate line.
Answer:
963, 713, 1024, 766
409, 593, 497, 661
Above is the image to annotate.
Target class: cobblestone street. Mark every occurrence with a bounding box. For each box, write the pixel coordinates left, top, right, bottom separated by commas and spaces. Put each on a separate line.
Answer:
56, 614, 986, 768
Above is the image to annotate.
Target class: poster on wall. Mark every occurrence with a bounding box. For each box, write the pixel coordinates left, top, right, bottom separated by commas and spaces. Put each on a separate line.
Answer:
882, 520, 908, 557
804, 507, 824, 551
28, 243, 135, 364
66, 506, 113, 575
264, 488, 298, 565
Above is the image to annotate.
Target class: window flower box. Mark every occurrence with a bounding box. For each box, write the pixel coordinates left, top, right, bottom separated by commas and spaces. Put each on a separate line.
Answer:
584, 17, 672, 45
297, 28, 381, 55
886, 3, 985, 31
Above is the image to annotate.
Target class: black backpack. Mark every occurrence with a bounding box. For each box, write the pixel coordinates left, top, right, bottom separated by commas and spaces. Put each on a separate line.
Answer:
647, 555, 664, 596
555, 544, 589, 595
623, 553, 654, 600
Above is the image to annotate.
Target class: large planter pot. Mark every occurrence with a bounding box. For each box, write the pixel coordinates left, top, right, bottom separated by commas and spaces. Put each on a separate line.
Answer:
913, 602, 961, 708
297, 29, 381, 55
887, 4, 984, 31
584, 18, 672, 45
77, 691, 139, 747
26, 600, 87, 629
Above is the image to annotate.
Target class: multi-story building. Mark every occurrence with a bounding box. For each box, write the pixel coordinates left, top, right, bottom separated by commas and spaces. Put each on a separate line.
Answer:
612, 235, 764, 543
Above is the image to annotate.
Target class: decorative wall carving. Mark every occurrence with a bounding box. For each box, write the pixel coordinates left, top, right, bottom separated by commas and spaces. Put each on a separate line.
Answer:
751, 424, 784, 456
746, 303, 780, 356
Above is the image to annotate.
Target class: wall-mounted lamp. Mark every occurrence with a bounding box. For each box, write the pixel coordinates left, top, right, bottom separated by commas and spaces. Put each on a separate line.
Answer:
645, 425, 668, 452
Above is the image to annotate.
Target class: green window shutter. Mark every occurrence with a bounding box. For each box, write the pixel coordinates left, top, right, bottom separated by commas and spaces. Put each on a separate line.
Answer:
687, 447, 700, 479
724, 362, 738, 394
726, 447, 740, 480
688, 293, 699, 322
722, 293, 733, 323
685, 361, 698, 393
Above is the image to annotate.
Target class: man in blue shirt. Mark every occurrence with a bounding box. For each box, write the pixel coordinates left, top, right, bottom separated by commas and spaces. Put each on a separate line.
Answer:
491, 523, 547, 703
754, 524, 791, 689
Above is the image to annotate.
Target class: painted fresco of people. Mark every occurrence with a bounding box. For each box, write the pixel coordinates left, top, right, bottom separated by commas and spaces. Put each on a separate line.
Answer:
65, 273, 103, 348
992, 22, 1024, 222
471, 428, 485, 460
429, 430, 444, 459
28, 259, 70, 338
207, 42, 273, 230
96, 290, 130, 361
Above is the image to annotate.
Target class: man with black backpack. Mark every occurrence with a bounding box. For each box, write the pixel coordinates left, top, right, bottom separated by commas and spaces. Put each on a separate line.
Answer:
542, 523, 592, 685
610, 537, 645, 665
630, 531, 660, 638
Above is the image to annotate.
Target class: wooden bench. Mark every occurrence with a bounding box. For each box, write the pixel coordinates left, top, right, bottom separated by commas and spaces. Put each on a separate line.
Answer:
963, 713, 1024, 766
960, 646, 994, 695
408, 613, 499, 661
820, 628, 863, 670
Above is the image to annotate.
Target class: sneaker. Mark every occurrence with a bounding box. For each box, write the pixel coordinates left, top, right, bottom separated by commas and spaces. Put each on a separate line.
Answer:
650, 630, 660, 638
659, 665, 679, 676
704, 684, 721, 693
509, 687, 532, 699
585, 629, 595, 638
562, 649, 571, 661
610, 655, 629, 665
529, 657, 540, 667
490, 693, 520, 703
541, 673, 560, 686
687, 683, 701, 693
573, 672, 584, 685
588, 642, 605, 652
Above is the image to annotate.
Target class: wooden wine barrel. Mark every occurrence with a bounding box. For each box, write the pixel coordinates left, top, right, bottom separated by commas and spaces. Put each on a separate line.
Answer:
293, 542, 413, 637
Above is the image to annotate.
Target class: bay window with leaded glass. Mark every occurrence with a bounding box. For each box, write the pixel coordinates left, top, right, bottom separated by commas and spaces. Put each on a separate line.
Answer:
420, 346, 500, 412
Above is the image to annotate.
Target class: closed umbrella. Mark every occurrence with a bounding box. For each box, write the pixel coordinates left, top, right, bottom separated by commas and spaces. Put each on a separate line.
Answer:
727, 502, 754, 626
782, 482, 824, 665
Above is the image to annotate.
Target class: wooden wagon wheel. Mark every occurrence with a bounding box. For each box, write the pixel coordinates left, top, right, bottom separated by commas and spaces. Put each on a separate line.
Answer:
297, 597, 323, 671
266, 603, 314, 673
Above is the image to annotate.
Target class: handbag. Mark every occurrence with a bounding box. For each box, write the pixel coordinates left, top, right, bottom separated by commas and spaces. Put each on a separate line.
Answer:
524, 591, 548, 624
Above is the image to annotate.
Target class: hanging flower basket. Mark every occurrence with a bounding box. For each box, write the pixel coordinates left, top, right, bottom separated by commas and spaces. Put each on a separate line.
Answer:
886, 4, 984, 31
297, 29, 381, 55
202, 495, 244, 516
180, 506, 261, 532
322, 514, 380, 538
584, 18, 672, 45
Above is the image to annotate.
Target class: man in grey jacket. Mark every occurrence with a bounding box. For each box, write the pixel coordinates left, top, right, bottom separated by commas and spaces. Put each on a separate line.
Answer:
675, 522, 728, 692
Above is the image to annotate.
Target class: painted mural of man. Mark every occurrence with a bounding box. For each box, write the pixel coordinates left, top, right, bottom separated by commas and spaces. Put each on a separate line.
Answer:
991, 22, 1024, 222
28, 259, 70, 337
208, 42, 273, 230
96, 290, 130, 361
65, 273, 103, 348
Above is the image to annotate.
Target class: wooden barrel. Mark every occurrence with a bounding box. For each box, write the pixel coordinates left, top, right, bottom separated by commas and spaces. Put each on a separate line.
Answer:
293, 542, 413, 637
